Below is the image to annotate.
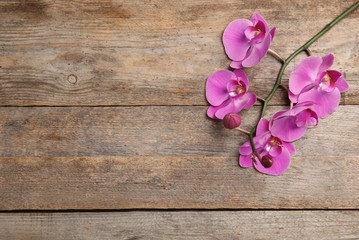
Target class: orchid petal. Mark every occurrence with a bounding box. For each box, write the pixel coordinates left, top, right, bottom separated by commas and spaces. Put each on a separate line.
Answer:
230, 60, 243, 69
289, 56, 322, 95
223, 19, 252, 61
269, 110, 288, 128
271, 115, 307, 142
327, 70, 349, 92
239, 140, 253, 155
256, 132, 272, 147
250, 12, 269, 33
288, 90, 298, 103
239, 155, 254, 168
257, 118, 270, 135
269, 27, 276, 40
244, 26, 265, 43
233, 69, 249, 90
243, 92, 257, 109
254, 150, 291, 175
290, 102, 316, 114
283, 142, 296, 155
215, 97, 248, 119
207, 98, 231, 119
298, 86, 341, 118
231, 96, 250, 111
206, 70, 235, 106
336, 75, 349, 92
241, 33, 271, 67
318, 53, 334, 73
268, 144, 282, 157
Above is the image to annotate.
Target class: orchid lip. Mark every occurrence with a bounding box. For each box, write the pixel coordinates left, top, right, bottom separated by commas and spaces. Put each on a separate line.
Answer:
228, 87, 245, 97
265, 145, 271, 152
269, 137, 280, 146
227, 79, 246, 98
316, 71, 336, 93
244, 25, 265, 44
264, 136, 281, 153
244, 26, 261, 40
322, 73, 330, 82
295, 109, 315, 127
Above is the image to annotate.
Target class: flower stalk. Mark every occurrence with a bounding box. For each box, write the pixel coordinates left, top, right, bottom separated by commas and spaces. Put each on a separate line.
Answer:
279, 84, 289, 92
305, 48, 312, 56
268, 48, 285, 63
256, 96, 266, 102
234, 127, 250, 135
248, 1, 359, 161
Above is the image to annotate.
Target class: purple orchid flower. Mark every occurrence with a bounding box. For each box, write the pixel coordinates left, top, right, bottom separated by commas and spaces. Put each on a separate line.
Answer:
223, 12, 276, 69
289, 54, 349, 118
206, 69, 257, 119
239, 118, 295, 175
269, 102, 318, 142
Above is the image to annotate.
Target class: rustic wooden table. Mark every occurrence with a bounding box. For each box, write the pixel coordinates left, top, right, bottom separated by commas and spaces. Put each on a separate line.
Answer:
0, 0, 358, 239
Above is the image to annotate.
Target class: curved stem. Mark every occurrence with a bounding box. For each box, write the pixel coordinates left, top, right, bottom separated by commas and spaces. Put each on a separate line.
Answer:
234, 127, 250, 135
305, 48, 312, 56
248, 1, 359, 160
268, 48, 285, 63
257, 96, 266, 102
279, 84, 289, 92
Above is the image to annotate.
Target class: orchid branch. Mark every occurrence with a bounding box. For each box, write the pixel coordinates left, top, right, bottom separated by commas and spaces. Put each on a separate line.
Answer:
248, 1, 359, 162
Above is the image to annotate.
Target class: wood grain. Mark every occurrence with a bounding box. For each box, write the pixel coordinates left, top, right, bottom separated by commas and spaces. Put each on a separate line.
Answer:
0, 106, 357, 158
1, 155, 359, 210
1, 211, 359, 239
0, 106, 358, 210
0, 0, 358, 106
0, 1, 359, 236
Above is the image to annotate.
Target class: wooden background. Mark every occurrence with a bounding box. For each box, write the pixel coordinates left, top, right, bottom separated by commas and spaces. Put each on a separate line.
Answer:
0, 0, 358, 238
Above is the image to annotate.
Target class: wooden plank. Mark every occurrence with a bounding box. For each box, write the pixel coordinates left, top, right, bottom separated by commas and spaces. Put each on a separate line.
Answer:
2, 155, 359, 210
0, 106, 358, 210
0, 0, 357, 106
0, 211, 359, 239
0, 106, 357, 158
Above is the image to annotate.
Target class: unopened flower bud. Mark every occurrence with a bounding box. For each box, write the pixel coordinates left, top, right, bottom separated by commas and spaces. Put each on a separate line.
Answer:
261, 155, 273, 168
223, 113, 241, 129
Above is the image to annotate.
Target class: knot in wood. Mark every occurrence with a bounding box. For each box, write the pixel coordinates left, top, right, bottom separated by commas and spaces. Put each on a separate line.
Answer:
67, 74, 78, 84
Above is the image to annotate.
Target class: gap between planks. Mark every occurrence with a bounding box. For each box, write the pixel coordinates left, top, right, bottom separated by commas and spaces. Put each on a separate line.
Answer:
1, 208, 359, 213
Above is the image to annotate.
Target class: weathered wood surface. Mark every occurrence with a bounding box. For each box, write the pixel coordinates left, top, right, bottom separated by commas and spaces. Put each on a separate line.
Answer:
1, 211, 359, 239
0, 106, 357, 158
1, 2, 359, 239
0, 0, 358, 106
0, 106, 358, 210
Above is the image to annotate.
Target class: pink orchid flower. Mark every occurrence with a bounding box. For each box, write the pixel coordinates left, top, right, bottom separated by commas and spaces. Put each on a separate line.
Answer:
239, 118, 295, 175
269, 102, 318, 142
289, 54, 349, 118
206, 69, 257, 119
223, 12, 276, 69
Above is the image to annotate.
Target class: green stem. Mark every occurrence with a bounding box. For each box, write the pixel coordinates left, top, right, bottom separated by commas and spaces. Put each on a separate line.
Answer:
249, 1, 359, 161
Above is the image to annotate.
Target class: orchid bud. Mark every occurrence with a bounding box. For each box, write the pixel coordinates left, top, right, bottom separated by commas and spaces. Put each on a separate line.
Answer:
261, 155, 273, 168
223, 113, 241, 129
